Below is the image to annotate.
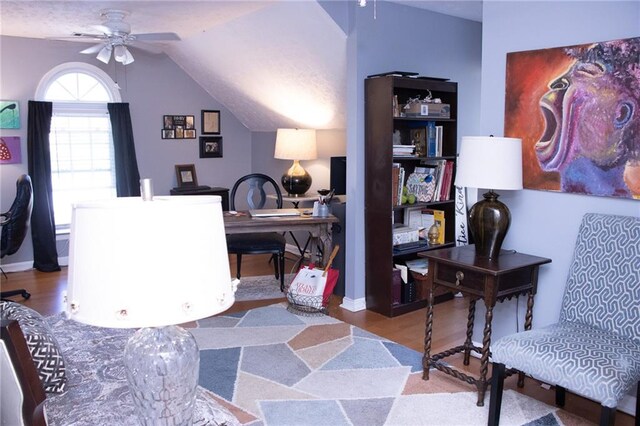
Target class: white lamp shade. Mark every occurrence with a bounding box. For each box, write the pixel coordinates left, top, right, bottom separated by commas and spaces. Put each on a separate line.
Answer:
274, 128, 317, 160
114, 45, 134, 65
66, 196, 235, 328
454, 136, 523, 190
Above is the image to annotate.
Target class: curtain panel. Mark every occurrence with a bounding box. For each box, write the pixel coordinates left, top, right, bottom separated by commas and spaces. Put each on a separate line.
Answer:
27, 100, 61, 272
108, 103, 141, 197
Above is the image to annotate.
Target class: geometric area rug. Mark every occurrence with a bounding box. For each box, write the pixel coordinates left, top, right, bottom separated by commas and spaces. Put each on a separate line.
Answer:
191, 303, 587, 426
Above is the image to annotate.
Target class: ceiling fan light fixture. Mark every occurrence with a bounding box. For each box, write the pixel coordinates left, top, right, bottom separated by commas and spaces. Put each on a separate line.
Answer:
96, 45, 112, 64
114, 45, 134, 65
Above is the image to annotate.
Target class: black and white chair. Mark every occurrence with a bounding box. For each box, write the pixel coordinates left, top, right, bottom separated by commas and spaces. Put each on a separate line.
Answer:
488, 213, 640, 426
226, 174, 287, 291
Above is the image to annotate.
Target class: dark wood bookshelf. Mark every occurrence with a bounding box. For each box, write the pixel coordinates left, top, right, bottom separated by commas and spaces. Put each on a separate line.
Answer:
365, 75, 458, 317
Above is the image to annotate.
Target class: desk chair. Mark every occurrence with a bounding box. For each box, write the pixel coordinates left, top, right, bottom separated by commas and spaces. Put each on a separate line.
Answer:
226, 174, 286, 291
1, 175, 33, 300
488, 213, 640, 426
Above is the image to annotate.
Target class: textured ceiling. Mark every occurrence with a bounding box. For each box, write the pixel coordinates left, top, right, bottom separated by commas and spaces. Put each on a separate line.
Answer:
0, 0, 479, 131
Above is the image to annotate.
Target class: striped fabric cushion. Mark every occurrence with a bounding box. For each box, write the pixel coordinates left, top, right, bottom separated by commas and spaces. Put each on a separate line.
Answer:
1, 301, 67, 393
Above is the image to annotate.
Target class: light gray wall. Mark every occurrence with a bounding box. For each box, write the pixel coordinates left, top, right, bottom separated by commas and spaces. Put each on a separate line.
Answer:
347, 2, 483, 302
0, 35, 252, 265
475, 1, 640, 341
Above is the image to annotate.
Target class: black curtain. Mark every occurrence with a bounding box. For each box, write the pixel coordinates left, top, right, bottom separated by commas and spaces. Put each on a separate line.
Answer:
27, 101, 60, 272
108, 103, 141, 197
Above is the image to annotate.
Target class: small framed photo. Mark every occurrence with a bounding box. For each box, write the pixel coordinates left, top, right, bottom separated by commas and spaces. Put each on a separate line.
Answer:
200, 136, 223, 158
184, 129, 196, 139
175, 164, 198, 187
162, 129, 175, 139
201, 110, 220, 135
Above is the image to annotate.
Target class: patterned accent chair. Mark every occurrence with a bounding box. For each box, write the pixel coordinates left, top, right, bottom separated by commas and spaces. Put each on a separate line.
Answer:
488, 213, 640, 426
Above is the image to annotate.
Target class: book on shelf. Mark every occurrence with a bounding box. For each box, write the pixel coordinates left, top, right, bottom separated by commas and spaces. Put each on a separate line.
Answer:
435, 125, 443, 157
439, 160, 455, 201
392, 163, 405, 206
422, 208, 445, 245
426, 122, 437, 157
421, 159, 447, 201
392, 163, 400, 206
404, 258, 429, 275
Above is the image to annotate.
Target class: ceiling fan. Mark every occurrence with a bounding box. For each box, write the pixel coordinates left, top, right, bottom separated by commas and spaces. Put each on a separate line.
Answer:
53, 9, 180, 65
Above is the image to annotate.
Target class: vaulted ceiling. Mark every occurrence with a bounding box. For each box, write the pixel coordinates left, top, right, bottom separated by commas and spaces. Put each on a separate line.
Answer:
0, 1, 481, 131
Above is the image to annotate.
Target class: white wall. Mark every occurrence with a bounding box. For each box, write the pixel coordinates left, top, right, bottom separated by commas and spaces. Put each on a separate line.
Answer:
0, 35, 252, 265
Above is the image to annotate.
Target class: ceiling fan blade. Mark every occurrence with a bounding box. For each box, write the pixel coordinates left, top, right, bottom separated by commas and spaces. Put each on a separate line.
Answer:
92, 24, 113, 36
80, 43, 107, 54
133, 32, 180, 42
46, 34, 105, 43
128, 40, 163, 54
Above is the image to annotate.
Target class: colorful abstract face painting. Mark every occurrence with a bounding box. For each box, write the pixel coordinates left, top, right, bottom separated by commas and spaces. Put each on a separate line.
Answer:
505, 37, 639, 199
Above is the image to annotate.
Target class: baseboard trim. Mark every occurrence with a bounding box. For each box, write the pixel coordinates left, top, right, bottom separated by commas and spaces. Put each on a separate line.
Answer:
618, 394, 636, 416
1, 256, 68, 272
340, 297, 366, 312
0, 260, 34, 273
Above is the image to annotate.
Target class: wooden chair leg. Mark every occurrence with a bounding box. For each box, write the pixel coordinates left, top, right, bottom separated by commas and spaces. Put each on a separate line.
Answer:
236, 254, 242, 279
555, 385, 565, 407
271, 254, 279, 279
488, 363, 505, 426
600, 406, 616, 426
279, 252, 285, 292
636, 382, 640, 426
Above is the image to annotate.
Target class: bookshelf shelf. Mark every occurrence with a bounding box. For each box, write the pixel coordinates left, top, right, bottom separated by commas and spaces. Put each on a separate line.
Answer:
365, 75, 458, 317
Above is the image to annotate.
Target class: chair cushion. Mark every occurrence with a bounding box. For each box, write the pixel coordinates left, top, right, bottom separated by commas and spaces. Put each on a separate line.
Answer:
491, 321, 640, 407
226, 232, 286, 253
0, 301, 67, 393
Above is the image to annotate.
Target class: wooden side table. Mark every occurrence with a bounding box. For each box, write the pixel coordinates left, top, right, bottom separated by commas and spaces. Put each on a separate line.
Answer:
419, 245, 551, 406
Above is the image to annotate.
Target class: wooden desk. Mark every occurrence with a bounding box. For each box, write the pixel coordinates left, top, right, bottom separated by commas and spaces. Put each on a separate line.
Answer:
419, 245, 551, 406
223, 211, 339, 267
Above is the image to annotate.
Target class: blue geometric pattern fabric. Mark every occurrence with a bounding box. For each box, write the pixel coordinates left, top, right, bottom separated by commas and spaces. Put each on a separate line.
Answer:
491, 322, 640, 407
559, 213, 640, 340
492, 213, 640, 408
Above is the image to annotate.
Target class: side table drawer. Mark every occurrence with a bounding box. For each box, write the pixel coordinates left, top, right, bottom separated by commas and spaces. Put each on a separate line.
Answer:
435, 264, 485, 295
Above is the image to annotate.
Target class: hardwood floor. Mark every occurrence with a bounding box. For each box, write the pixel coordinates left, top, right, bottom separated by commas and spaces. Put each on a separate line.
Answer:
1, 254, 634, 425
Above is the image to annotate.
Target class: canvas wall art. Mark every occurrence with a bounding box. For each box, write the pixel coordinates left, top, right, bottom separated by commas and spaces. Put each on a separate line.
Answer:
0, 101, 20, 129
505, 36, 639, 200
0, 137, 21, 164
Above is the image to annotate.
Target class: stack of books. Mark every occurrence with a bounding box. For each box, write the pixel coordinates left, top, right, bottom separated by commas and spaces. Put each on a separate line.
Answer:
393, 145, 415, 157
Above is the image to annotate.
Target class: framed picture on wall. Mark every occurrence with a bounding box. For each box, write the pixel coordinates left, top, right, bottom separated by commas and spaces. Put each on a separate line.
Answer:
201, 110, 220, 135
175, 164, 198, 187
163, 115, 196, 139
199, 136, 223, 158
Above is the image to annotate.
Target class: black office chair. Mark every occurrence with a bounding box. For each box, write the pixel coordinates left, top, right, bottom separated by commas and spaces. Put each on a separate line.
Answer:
1, 175, 33, 300
227, 174, 286, 291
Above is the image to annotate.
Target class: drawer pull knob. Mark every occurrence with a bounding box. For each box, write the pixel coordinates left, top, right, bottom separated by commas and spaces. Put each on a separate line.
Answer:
455, 271, 464, 286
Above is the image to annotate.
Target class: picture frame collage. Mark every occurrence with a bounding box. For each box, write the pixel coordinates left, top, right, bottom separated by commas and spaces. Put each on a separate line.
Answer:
161, 110, 223, 158
162, 115, 196, 140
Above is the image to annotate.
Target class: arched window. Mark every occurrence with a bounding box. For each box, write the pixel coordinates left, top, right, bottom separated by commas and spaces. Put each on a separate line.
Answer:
36, 63, 121, 229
